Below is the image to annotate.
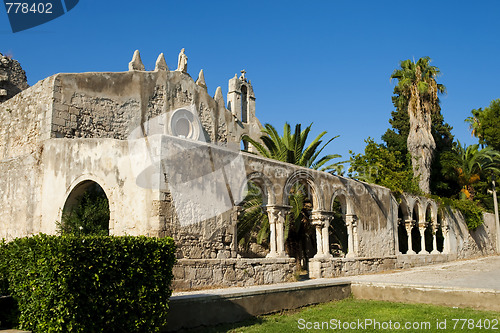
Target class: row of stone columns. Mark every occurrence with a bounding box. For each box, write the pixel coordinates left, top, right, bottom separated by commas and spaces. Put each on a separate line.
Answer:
264, 206, 359, 259
403, 219, 450, 254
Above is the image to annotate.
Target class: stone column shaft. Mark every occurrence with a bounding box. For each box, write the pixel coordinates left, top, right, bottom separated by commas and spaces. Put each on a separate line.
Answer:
321, 221, 330, 257
311, 210, 333, 259
405, 220, 416, 254
431, 224, 439, 254
265, 205, 290, 258
315, 225, 323, 256
267, 219, 277, 258
345, 214, 357, 258
419, 223, 428, 254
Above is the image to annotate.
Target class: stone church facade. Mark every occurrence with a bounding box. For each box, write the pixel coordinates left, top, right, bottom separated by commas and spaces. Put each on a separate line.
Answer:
0, 50, 497, 290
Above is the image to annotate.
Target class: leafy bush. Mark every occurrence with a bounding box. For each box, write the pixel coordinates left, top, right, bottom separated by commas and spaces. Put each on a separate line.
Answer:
432, 196, 485, 230
0, 234, 176, 332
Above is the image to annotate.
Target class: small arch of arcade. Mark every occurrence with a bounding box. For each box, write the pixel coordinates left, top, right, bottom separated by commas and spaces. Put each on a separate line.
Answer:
397, 194, 449, 255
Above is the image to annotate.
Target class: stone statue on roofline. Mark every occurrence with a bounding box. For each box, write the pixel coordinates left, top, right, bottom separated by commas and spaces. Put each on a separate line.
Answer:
177, 48, 188, 73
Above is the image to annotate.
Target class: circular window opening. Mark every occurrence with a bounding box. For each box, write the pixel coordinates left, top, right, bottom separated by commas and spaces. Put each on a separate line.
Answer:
169, 108, 201, 141
176, 117, 191, 137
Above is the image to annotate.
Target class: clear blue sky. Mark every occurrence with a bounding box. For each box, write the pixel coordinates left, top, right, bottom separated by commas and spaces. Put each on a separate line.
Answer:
2, 1, 499, 167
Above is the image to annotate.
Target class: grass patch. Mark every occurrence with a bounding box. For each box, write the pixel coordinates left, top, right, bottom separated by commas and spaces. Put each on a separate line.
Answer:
186, 298, 500, 332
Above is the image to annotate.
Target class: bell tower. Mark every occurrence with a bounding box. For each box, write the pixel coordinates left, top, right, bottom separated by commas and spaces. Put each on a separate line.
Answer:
227, 70, 255, 124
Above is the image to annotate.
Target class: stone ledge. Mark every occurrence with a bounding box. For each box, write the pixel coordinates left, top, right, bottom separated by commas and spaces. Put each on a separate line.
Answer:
351, 282, 500, 312
167, 279, 351, 331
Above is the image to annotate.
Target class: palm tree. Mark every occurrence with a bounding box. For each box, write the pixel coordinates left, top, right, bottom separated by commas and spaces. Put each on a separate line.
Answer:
242, 123, 343, 171
443, 141, 500, 200
465, 109, 482, 141
391, 57, 446, 194
238, 123, 343, 267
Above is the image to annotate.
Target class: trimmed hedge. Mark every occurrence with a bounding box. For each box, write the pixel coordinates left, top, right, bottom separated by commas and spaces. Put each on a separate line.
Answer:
0, 234, 176, 332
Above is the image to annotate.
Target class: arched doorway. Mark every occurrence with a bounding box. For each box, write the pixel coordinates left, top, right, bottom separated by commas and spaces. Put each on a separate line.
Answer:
60, 180, 110, 236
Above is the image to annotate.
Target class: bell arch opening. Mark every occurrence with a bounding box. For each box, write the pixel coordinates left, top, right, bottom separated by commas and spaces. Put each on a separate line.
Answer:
60, 180, 110, 236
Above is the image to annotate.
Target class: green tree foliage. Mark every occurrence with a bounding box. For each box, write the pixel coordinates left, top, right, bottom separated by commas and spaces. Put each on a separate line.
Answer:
441, 141, 500, 200
237, 181, 270, 253
466, 99, 500, 151
0, 235, 176, 332
240, 123, 343, 267
58, 184, 109, 236
348, 138, 420, 195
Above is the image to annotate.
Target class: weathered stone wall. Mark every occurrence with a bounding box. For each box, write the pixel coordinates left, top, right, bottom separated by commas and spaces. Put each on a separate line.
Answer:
309, 254, 453, 280
453, 211, 497, 258
0, 153, 42, 240
172, 258, 296, 290
38, 138, 162, 237
49, 71, 257, 148
0, 76, 54, 159
0, 53, 29, 103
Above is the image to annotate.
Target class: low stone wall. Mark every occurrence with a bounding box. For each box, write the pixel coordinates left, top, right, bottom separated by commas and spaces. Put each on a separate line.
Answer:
309, 254, 454, 279
172, 258, 296, 290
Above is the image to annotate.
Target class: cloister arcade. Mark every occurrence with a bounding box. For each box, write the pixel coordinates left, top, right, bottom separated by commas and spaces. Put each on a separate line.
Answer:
237, 155, 450, 260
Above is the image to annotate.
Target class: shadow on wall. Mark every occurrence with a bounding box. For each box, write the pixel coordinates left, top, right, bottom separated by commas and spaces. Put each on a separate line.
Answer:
470, 217, 496, 255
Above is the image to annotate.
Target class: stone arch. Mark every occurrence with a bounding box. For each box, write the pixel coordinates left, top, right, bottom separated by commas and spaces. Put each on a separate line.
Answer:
61, 176, 112, 235
397, 195, 411, 254
283, 170, 321, 210
243, 171, 275, 206
424, 202, 435, 253
436, 208, 445, 252
329, 190, 352, 257
411, 200, 422, 253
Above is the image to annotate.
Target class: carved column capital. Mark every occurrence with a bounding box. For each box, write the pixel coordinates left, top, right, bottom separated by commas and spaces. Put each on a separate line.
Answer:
404, 219, 414, 232
265, 205, 291, 223
310, 210, 333, 227
344, 214, 358, 228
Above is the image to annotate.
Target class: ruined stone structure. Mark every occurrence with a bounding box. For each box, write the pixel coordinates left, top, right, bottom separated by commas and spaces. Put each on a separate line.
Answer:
0, 52, 29, 103
0, 51, 498, 291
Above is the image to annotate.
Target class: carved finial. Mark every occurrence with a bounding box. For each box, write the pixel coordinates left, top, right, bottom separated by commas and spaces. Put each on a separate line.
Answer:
177, 48, 188, 73
155, 53, 169, 71
214, 86, 224, 105
128, 50, 145, 71
239, 69, 247, 81
196, 69, 207, 90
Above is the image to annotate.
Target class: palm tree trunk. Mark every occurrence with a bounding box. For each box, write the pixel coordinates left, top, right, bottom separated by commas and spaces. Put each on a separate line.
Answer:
407, 84, 436, 194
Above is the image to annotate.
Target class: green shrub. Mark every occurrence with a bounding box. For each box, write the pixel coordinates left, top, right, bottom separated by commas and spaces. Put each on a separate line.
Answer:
432, 196, 485, 230
0, 234, 176, 332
